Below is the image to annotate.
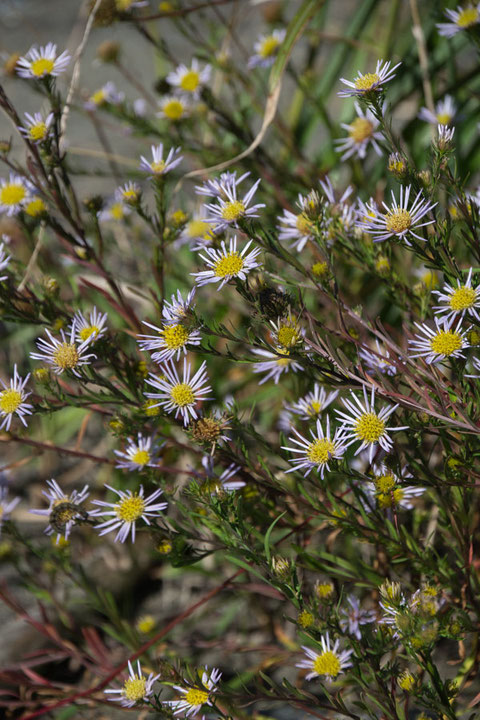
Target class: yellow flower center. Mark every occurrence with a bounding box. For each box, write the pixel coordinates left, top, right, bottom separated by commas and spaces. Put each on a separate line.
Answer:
349, 117, 374, 143
151, 160, 166, 174
449, 286, 477, 311
53, 343, 79, 370
354, 412, 385, 443
110, 202, 125, 220
123, 675, 146, 702
25, 197, 46, 216
277, 325, 300, 348
354, 72, 380, 92
436, 112, 452, 125
116, 494, 146, 522
375, 473, 396, 493
377, 487, 404, 509
163, 99, 185, 120
313, 650, 342, 677
385, 209, 412, 234
307, 401, 322, 416
29, 122, 47, 142
221, 200, 245, 221
312, 261, 328, 277
79, 325, 99, 341
298, 610, 314, 628
143, 399, 160, 416
316, 582, 334, 598
0, 389, 22, 414
184, 688, 209, 706
50, 502, 79, 526
421, 270, 438, 290
214, 252, 244, 278
137, 615, 156, 633
170, 382, 195, 407
457, 7, 479, 27
430, 330, 463, 356
399, 672, 415, 692
131, 449, 151, 466
1, 183, 26, 207
123, 188, 139, 202
388, 158, 406, 174
307, 438, 336, 465
296, 213, 313, 236
162, 323, 189, 349
259, 35, 280, 58
30, 58, 55, 77
188, 220, 211, 238
180, 70, 200, 92
90, 89, 106, 105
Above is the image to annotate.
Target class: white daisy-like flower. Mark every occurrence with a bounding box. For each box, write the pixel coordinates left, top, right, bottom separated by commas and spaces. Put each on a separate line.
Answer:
418, 95, 456, 125
105, 659, 160, 708
18, 111, 54, 144
334, 102, 383, 160
0, 241, 10, 281
282, 416, 346, 479
339, 595, 376, 640
202, 178, 265, 232
176, 216, 215, 250
30, 323, 96, 377
437, 123, 455, 149
437, 4, 480, 37
359, 339, 398, 376
0, 174, 31, 216
84, 81, 124, 110
137, 319, 201, 362
357, 185, 437, 245
17, 43, 71, 79
30, 479, 90, 544
197, 455, 245, 493
0, 482, 20, 535
287, 383, 339, 420
270, 313, 305, 350
70, 307, 108, 344
99, 198, 131, 223
140, 143, 183, 176
195, 170, 250, 198
192, 236, 262, 290
251, 347, 303, 385
117, 181, 141, 205
432, 268, 480, 322
157, 95, 190, 122
296, 634, 353, 681
114, 433, 162, 472
338, 59, 401, 98
145, 359, 212, 425
335, 386, 407, 463
408, 316, 469, 364
91, 485, 167, 543
367, 463, 425, 511
277, 193, 319, 252
166, 58, 211, 97
0, 364, 33, 432
248, 28, 286, 68
165, 666, 222, 717
162, 288, 197, 325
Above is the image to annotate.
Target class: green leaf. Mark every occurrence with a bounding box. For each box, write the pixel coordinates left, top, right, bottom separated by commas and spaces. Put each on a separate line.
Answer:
264, 511, 286, 563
